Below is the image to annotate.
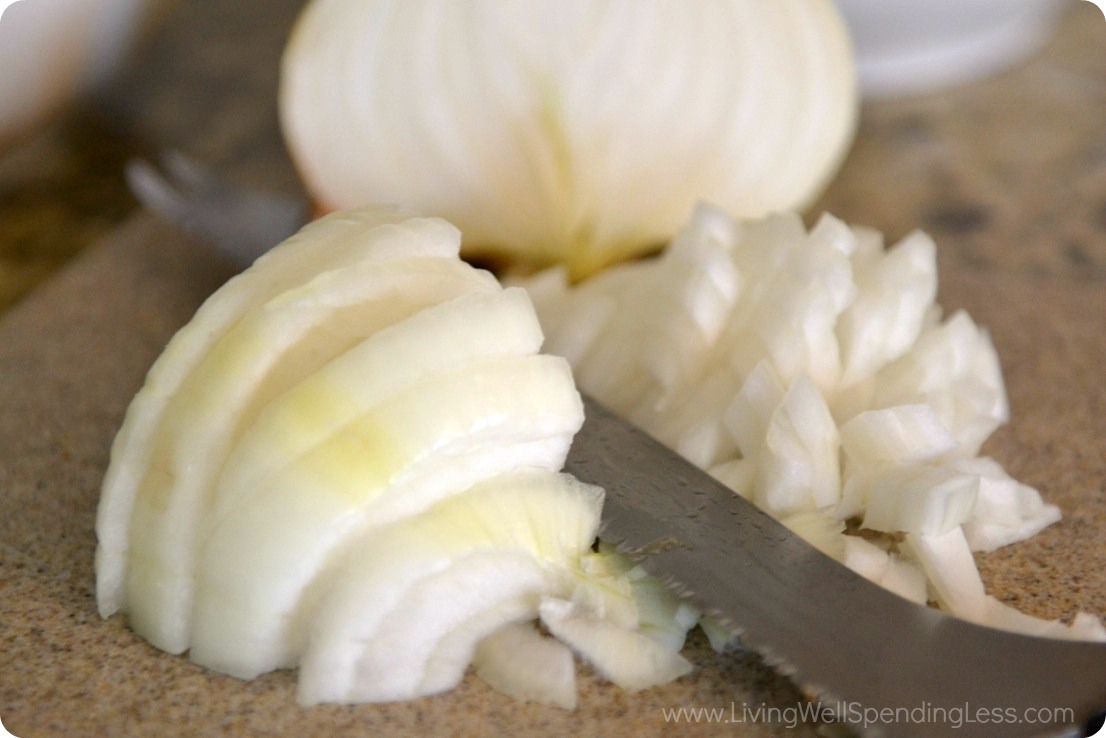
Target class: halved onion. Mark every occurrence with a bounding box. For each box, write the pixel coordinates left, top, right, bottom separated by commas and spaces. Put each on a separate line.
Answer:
279, 0, 857, 277
97, 207, 461, 624
96, 205, 697, 708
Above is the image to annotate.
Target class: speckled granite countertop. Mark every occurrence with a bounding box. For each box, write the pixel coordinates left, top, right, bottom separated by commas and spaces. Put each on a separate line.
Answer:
1, 2, 1104, 737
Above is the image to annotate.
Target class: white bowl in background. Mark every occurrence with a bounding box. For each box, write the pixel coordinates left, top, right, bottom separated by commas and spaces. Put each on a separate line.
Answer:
835, 0, 1071, 97
0, 0, 162, 146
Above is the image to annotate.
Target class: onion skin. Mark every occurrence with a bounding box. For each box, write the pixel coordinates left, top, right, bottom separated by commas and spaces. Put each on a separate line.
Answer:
279, 0, 858, 278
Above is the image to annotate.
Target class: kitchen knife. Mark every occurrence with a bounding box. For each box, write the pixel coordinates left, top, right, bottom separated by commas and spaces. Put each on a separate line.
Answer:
568, 394, 1106, 738
129, 157, 1106, 738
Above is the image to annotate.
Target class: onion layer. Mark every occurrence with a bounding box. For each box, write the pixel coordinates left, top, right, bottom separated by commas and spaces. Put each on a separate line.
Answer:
96, 205, 698, 708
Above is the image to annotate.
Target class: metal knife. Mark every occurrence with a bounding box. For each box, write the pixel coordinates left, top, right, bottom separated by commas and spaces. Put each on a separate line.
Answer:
129, 158, 1106, 738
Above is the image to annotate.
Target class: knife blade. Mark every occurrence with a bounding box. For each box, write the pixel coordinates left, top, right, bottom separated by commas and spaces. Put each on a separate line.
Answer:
568, 395, 1106, 738
128, 157, 1106, 738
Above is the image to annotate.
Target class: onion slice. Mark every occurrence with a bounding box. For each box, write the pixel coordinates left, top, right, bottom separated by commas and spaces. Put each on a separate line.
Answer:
96, 207, 457, 618
538, 597, 694, 691
98, 204, 700, 708
297, 470, 601, 705
474, 623, 578, 710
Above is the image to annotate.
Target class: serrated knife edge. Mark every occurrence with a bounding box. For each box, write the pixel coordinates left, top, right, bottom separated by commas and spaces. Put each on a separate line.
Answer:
567, 393, 1106, 738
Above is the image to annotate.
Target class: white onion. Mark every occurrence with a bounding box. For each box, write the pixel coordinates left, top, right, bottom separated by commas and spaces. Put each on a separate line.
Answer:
279, 0, 857, 277
473, 623, 578, 710
839, 405, 958, 466
956, 456, 1062, 552
903, 528, 1105, 640
842, 536, 927, 605
780, 511, 846, 561
859, 465, 979, 536
538, 597, 694, 691
96, 205, 698, 708
99, 208, 456, 622
756, 374, 841, 516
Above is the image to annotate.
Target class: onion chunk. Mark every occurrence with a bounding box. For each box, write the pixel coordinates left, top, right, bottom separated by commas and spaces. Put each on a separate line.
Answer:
522, 205, 1104, 642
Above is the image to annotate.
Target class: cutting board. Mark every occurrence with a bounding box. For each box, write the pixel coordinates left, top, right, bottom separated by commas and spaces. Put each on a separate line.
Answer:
2, 1, 1105, 736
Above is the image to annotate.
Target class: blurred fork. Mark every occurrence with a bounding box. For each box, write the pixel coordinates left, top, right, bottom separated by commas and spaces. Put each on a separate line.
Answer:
126, 151, 310, 265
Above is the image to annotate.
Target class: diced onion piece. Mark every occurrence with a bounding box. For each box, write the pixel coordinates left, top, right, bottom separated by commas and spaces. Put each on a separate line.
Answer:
981, 597, 1106, 642
707, 457, 756, 499
836, 230, 937, 389
644, 207, 742, 391
870, 311, 1008, 456
780, 511, 846, 560
710, 213, 855, 393
625, 568, 701, 652
538, 597, 694, 691
699, 616, 743, 653
956, 457, 1061, 553
906, 526, 1105, 640
842, 535, 888, 581
474, 623, 578, 710
724, 360, 788, 459
902, 528, 987, 621
842, 536, 927, 605
755, 375, 841, 516
674, 417, 736, 470
861, 465, 979, 536
564, 263, 665, 414
880, 555, 929, 606
839, 404, 958, 466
